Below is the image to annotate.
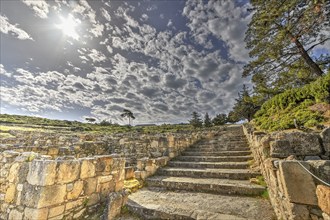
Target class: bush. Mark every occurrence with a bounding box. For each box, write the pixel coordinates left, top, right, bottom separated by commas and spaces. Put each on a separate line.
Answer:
254, 73, 330, 131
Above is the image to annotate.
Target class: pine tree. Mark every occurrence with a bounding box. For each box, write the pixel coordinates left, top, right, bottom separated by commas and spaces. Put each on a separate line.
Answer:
244, 0, 329, 95
229, 85, 260, 122
212, 113, 227, 126
204, 112, 212, 127
189, 112, 203, 128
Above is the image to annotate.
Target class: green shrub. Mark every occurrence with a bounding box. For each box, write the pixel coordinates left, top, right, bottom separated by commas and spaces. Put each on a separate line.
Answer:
254, 74, 330, 131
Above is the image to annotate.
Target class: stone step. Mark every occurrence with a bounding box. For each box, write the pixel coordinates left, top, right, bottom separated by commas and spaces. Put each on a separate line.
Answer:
127, 189, 275, 220
168, 161, 250, 169
182, 150, 251, 156
157, 167, 260, 180
176, 155, 253, 162
146, 176, 265, 196
187, 147, 249, 152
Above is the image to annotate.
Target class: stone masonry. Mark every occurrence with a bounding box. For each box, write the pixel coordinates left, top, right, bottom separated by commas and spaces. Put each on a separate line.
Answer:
243, 125, 330, 220
0, 151, 125, 220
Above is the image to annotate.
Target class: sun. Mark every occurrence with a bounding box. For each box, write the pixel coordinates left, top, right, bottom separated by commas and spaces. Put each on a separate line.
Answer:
56, 14, 80, 40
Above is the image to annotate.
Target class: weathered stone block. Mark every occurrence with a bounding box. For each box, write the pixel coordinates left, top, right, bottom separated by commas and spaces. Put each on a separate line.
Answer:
83, 177, 97, 195
95, 156, 113, 173
73, 207, 86, 219
125, 167, 135, 180
321, 128, 330, 156
67, 180, 83, 200
270, 132, 322, 157
8, 209, 23, 220
290, 203, 310, 220
8, 162, 20, 183
27, 160, 56, 186
98, 175, 113, 184
56, 159, 80, 184
80, 158, 96, 179
5, 184, 16, 203
48, 205, 65, 218
87, 193, 100, 206
24, 207, 49, 220
316, 185, 330, 215
279, 161, 318, 205
65, 198, 83, 210
106, 192, 125, 220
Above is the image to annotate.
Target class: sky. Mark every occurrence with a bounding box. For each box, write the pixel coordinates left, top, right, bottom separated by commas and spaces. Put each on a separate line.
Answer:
1, 0, 255, 124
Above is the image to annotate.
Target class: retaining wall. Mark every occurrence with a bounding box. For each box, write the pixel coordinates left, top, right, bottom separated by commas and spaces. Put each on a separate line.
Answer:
243, 125, 330, 220
0, 151, 125, 220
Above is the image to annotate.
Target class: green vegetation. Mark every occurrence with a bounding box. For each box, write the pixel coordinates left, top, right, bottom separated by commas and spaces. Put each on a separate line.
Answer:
203, 113, 212, 127
244, 0, 329, 95
261, 190, 269, 200
228, 85, 260, 122
0, 114, 199, 134
254, 74, 330, 131
189, 112, 203, 128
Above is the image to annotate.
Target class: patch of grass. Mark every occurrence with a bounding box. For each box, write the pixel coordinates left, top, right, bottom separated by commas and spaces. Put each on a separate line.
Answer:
248, 159, 255, 167
261, 189, 269, 199
256, 175, 267, 187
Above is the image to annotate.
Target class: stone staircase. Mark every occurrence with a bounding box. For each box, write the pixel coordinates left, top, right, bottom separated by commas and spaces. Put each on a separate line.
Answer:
126, 125, 275, 219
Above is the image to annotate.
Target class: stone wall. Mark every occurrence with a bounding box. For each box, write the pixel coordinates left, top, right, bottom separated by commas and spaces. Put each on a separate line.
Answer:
243, 125, 330, 220
0, 151, 125, 220
0, 130, 215, 165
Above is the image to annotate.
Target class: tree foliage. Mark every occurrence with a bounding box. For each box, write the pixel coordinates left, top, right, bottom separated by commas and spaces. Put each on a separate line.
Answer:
204, 112, 212, 127
120, 109, 135, 126
189, 112, 203, 128
244, 0, 330, 95
212, 113, 227, 126
85, 117, 96, 123
229, 85, 260, 122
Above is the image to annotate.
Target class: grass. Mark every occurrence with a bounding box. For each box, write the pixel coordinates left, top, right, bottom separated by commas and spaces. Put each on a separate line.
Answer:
0, 125, 49, 132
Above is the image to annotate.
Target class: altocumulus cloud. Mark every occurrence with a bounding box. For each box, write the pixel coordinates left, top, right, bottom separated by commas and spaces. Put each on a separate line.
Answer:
1, 0, 257, 124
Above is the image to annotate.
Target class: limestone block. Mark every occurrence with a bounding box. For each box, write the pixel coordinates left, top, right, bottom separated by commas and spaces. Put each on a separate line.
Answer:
279, 161, 318, 205
73, 208, 86, 219
307, 160, 330, 183
125, 167, 135, 180
115, 180, 124, 192
48, 205, 65, 218
27, 160, 56, 186
316, 185, 330, 215
106, 192, 125, 220
98, 181, 115, 198
8, 162, 20, 183
8, 209, 23, 220
98, 175, 113, 184
80, 158, 96, 179
290, 203, 310, 220
56, 159, 80, 184
270, 132, 322, 157
65, 198, 83, 210
95, 156, 113, 173
83, 177, 97, 195
323, 213, 330, 220
87, 193, 100, 206
67, 180, 84, 200
24, 207, 49, 220
321, 128, 330, 156
5, 184, 16, 203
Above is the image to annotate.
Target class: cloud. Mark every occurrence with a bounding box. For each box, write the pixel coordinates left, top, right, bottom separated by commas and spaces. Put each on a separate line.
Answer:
0, 15, 33, 40
88, 49, 106, 63
0, 64, 12, 77
22, 0, 49, 19
182, 0, 251, 62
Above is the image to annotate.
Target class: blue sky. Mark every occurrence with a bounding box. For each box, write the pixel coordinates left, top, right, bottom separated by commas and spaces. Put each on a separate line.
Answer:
0, 0, 283, 124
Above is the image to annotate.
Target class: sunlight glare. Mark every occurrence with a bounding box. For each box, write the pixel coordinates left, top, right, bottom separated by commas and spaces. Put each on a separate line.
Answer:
56, 14, 80, 40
